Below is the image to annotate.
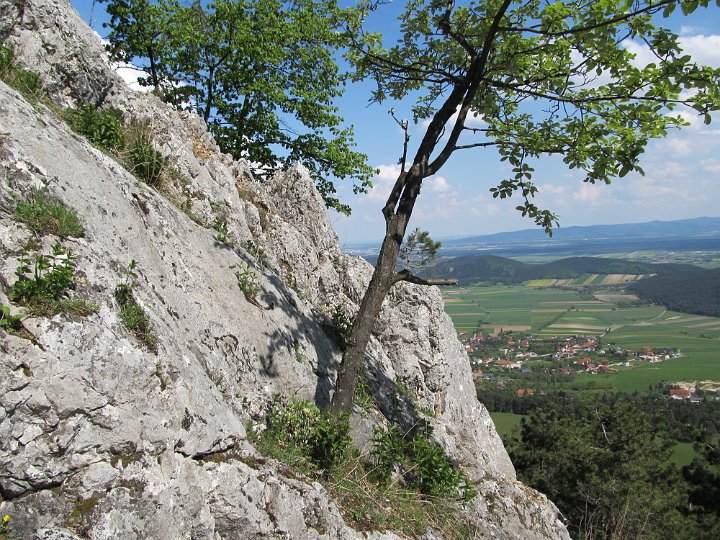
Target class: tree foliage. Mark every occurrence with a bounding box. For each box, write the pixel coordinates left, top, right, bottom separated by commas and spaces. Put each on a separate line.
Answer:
398, 228, 441, 271
101, 0, 374, 213
509, 397, 692, 539
329, 0, 720, 414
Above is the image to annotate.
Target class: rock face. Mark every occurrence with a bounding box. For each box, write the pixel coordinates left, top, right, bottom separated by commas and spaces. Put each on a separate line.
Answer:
0, 1, 569, 538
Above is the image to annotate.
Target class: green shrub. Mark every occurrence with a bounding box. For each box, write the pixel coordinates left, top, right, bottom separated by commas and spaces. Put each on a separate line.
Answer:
371, 424, 476, 501
249, 397, 477, 539
15, 187, 84, 238
63, 104, 125, 151
253, 397, 352, 473
212, 216, 231, 244
10, 244, 97, 317
114, 260, 158, 353
244, 239, 267, 266
0, 304, 22, 333
329, 304, 354, 350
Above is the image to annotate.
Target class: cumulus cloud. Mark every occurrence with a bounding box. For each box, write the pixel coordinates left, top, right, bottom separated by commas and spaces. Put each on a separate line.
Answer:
366, 163, 401, 201
700, 159, 720, 174
573, 184, 603, 204
425, 175, 453, 195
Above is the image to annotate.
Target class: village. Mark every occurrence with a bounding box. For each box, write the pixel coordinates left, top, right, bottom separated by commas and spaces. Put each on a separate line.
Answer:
454, 330, 716, 399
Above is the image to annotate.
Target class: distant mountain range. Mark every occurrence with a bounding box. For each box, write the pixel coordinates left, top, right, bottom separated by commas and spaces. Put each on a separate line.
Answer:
442, 216, 720, 246
424, 255, 701, 286
347, 217, 720, 258
437, 217, 720, 257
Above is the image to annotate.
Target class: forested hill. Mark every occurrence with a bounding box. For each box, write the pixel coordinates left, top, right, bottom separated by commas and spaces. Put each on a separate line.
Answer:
628, 268, 720, 317
426, 255, 701, 285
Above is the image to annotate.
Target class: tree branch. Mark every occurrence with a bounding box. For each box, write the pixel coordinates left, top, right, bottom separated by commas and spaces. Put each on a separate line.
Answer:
496, 0, 674, 37
393, 269, 458, 286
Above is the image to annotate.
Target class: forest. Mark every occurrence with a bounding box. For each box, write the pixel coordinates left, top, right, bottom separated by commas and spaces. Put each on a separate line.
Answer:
629, 268, 720, 317
426, 254, 700, 285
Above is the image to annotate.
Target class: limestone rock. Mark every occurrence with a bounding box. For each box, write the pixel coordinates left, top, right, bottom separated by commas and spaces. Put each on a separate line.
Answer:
0, 1, 569, 539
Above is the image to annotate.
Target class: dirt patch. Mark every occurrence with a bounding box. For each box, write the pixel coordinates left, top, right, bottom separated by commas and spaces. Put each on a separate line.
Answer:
490, 325, 531, 335
594, 293, 639, 302
548, 324, 607, 331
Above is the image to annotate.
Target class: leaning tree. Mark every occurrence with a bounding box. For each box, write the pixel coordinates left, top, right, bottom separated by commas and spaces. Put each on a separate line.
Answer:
330, 0, 720, 414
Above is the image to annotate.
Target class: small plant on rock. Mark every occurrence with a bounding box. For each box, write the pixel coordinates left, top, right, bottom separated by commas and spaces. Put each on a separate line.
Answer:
0, 304, 22, 333
15, 186, 84, 238
252, 396, 352, 473
235, 264, 260, 303
244, 240, 267, 266
10, 244, 97, 317
124, 122, 166, 188
211, 216, 231, 245
114, 260, 158, 353
329, 304, 354, 350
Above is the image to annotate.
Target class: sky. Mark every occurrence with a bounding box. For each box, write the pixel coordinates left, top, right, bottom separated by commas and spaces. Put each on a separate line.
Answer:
71, 1, 720, 247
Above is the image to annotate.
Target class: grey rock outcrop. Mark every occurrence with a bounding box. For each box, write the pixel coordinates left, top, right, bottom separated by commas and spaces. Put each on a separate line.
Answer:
0, 1, 569, 538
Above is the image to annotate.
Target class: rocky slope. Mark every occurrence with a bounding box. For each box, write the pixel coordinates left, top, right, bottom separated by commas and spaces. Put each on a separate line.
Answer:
0, 1, 569, 538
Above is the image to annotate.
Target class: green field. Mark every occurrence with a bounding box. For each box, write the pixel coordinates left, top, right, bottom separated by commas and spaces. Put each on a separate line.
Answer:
444, 285, 720, 388
489, 412, 524, 439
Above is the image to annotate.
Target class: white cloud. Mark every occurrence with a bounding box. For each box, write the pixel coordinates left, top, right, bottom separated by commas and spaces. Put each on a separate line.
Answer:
657, 137, 696, 158
680, 25, 702, 36
700, 159, 720, 174
622, 39, 658, 68
678, 34, 720, 68
573, 184, 603, 204
366, 163, 401, 201
425, 175, 453, 195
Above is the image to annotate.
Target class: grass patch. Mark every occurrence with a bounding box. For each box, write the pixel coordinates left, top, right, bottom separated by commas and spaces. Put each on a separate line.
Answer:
15, 186, 84, 238
250, 396, 477, 538
62, 104, 125, 152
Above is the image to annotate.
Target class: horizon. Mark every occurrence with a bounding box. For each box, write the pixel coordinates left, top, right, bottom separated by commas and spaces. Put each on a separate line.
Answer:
71, 1, 720, 245
342, 214, 720, 248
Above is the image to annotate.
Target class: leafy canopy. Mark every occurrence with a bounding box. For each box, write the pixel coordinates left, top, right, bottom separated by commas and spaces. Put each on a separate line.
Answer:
510, 397, 692, 539
340, 0, 720, 230
101, 0, 374, 214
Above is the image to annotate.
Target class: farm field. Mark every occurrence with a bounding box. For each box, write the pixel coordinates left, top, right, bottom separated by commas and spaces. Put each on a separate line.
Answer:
443, 285, 720, 388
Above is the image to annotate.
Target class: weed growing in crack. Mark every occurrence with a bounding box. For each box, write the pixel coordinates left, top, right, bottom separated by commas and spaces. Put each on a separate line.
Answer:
114, 260, 159, 353
0, 304, 22, 333
62, 104, 125, 152
235, 264, 260, 303
0, 46, 44, 104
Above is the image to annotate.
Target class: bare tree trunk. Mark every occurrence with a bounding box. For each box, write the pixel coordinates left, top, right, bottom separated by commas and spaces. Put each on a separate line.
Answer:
329, 215, 404, 415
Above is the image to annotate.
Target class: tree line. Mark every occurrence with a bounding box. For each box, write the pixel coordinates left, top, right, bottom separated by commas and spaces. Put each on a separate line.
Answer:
510, 395, 720, 539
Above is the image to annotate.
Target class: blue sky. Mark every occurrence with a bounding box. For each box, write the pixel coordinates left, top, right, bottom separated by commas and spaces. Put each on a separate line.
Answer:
71, 1, 720, 246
